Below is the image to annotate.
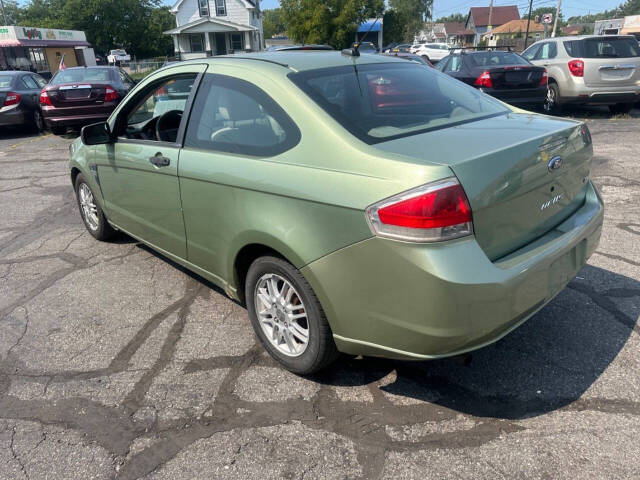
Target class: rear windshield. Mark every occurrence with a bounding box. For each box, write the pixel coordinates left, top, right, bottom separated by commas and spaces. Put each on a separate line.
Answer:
468, 52, 530, 66
564, 37, 640, 58
289, 63, 508, 144
50, 68, 115, 85
0, 75, 13, 88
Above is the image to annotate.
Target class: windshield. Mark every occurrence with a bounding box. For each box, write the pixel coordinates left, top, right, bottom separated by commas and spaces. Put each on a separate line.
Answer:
50, 68, 114, 85
0, 76, 13, 88
469, 51, 530, 66
289, 63, 509, 144
565, 37, 640, 58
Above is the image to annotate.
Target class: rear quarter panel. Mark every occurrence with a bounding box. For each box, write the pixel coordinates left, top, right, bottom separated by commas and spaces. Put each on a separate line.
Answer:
177, 62, 454, 296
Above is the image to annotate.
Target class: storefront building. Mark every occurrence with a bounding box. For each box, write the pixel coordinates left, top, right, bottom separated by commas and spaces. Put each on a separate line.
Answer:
0, 26, 94, 78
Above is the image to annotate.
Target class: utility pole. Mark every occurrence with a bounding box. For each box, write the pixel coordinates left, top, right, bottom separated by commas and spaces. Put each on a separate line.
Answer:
524, 0, 534, 50
488, 0, 494, 31
0, 0, 8, 26
552, 0, 562, 37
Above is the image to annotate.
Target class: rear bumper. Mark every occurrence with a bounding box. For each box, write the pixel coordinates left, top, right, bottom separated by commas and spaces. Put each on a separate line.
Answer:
483, 85, 548, 106
0, 107, 27, 127
302, 181, 604, 360
560, 82, 640, 105
43, 113, 111, 128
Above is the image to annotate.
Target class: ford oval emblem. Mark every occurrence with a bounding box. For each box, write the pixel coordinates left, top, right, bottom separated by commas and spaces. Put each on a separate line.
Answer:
548, 156, 563, 172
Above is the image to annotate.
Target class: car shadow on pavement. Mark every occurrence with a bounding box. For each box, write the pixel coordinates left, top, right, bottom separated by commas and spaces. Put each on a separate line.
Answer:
312, 264, 639, 420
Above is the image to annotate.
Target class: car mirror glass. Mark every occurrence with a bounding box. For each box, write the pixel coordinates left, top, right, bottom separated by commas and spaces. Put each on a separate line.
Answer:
81, 122, 112, 145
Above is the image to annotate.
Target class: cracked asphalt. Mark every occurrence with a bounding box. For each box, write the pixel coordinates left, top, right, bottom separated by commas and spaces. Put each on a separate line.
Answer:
0, 110, 639, 479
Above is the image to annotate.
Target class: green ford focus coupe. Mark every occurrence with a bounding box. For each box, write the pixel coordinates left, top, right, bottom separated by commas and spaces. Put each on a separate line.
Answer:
69, 52, 604, 374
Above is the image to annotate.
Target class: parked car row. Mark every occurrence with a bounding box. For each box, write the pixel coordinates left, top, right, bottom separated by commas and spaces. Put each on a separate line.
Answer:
0, 66, 136, 135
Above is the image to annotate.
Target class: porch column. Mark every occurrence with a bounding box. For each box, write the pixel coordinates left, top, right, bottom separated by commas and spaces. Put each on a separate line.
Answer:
244, 31, 251, 51
205, 32, 212, 57
172, 35, 180, 60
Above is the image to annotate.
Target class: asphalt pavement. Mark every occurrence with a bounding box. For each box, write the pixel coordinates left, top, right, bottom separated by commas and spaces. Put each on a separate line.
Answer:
0, 108, 639, 479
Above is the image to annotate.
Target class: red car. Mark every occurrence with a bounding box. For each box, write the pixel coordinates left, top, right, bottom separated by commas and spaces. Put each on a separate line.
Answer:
40, 66, 136, 135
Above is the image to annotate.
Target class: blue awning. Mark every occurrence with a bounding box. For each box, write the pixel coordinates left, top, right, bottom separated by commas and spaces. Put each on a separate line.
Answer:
357, 20, 382, 33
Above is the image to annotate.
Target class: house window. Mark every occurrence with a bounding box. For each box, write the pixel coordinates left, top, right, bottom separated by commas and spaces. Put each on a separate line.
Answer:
215, 0, 226, 16
190, 34, 205, 53
231, 33, 243, 51
199, 0, 209, 17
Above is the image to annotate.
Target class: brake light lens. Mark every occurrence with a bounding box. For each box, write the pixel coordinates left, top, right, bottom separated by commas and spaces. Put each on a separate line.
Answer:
3, 92, 20, 107
39, 89, 52, 106
366, 178, 473, 242
580, 124, 592, 144
105, 86, 119, 102
568, 59, 584, 77
475, 70, 493, 88
540, 69, 549, 86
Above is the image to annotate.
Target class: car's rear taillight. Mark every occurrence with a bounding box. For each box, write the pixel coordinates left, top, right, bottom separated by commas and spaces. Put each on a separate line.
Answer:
3, 92, 20, 107
581, 124, 592, 145
540, 69, 549, 86
568, 59, 584, 77
105, 86, 119, 102
366, 178, 473, 242
39, 89, 52, 106
474, 71, 493, 88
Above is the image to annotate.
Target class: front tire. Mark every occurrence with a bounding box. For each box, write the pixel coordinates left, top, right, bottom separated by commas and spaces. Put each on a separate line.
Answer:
74, 173, 116, 241
245, 256, 339, 374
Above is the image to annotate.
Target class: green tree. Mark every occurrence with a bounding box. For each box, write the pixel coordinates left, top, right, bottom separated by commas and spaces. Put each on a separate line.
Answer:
388, 0, 432, 42
17, 0, 172, 57
280, 0, 384, 49
434, 12, 465, 23
0, 0, 22, 24
263, 7, 286, 39
619, 0, 640, 15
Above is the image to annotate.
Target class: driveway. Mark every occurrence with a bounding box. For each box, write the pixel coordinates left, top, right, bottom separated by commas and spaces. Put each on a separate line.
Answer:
0, 115, 639, 479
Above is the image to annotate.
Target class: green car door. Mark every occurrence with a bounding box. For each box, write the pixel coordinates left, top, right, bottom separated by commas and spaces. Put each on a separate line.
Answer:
94, 66, 206, 258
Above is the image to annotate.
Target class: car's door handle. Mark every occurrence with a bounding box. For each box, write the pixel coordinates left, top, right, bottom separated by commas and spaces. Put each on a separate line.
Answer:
149, 153, 170, 167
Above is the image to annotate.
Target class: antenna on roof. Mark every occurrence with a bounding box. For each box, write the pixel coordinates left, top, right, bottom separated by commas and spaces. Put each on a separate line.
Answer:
342, 16, 381, 57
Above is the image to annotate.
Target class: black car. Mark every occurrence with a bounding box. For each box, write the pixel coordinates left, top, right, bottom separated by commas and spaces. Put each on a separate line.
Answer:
436, 50, 548, 109
40, 66, 136, 135
0, 71, 48, 132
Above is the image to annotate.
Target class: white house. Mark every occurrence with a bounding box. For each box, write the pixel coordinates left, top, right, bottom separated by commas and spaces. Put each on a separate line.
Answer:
164, 0, 263, 59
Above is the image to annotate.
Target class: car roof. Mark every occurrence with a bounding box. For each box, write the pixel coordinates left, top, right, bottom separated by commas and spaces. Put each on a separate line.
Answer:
537, 34, 637, 42
183, 51, 404, 73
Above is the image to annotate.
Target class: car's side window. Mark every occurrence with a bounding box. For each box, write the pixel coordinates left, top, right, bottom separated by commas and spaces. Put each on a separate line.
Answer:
32, 75, 47, 88
119, 74, 197, 143
535, 42, 557, 60
118, 69, 135, 88
435, 57, 449, 71
184, 74, 301, 157
522, 44, 540, 61
444, 55, 462, 73
21, 75, 38, 89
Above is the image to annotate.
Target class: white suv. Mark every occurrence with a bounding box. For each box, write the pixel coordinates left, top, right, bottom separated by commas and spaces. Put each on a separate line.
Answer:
523, 35, 640, 114
411, 43, 450, 63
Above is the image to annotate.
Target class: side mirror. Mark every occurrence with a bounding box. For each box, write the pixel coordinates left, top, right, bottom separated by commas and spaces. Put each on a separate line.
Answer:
81, 122, 112, 145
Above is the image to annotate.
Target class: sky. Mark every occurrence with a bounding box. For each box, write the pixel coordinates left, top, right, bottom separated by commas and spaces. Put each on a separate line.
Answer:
256, 0, 625, 19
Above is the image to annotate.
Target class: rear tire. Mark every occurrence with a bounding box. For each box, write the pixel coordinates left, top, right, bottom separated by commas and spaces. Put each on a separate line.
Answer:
74, 173, 116, 241
32, 110, 44, 133
609, 103, 633, 115
50, 125, 66, 135
245, 256, 339, 375
544, 83, 562, 115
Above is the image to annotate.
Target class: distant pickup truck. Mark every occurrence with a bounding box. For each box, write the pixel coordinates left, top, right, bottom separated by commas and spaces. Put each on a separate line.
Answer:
107, 49, 131, 64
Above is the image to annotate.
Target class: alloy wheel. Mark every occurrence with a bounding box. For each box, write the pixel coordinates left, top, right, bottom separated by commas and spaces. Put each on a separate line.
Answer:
544, 87, 555, 113
78, 183, 99, 231
254, 273, 309, 357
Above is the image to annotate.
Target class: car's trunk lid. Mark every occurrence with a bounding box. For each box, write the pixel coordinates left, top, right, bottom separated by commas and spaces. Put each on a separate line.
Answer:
374, 113, 592, 261
485, 65, 545, 89
47, 83, 110, 107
